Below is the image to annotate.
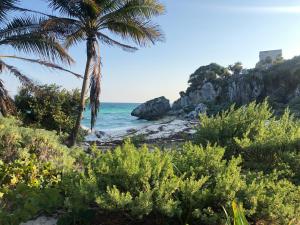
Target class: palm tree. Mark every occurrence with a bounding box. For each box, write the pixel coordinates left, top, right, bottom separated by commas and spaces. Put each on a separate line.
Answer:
47, 0, 165, 146
0, 0, 81, 116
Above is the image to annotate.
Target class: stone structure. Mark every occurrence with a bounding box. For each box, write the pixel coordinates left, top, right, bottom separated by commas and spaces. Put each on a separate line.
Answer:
259, 49, 282, 62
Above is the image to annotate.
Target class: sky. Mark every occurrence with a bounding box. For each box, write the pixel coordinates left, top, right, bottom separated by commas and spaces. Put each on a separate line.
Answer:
3, 0, 300, 103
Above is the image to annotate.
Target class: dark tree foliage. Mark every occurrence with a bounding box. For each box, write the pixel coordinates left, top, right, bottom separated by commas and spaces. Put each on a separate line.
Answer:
15, 84, 83, 137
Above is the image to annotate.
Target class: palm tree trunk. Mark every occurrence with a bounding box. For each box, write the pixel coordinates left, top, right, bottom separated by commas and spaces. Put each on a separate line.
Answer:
69, 38, 94, 147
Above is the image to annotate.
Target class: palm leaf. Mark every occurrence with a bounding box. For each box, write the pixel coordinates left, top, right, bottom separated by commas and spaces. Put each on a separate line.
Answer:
0, 59, 33, 86
0, 16, 43, 38
0, 56, 82, 78
100, 0, 165, 22
47, 0, 82, 18
41, 17, 82, 37
0, 0, 19, 21
64, 28, 86, 49
97, 32, 138, 52
0, 33, 74, 64
103, 19, 163, 45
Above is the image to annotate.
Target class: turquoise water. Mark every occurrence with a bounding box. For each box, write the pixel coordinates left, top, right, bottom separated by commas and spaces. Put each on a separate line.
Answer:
82, 103, 150, 132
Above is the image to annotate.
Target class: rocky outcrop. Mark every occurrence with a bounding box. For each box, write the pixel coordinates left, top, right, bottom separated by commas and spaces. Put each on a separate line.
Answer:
170, 56, 300, 118
131, 96, 171, 120
135, 56, 300, 121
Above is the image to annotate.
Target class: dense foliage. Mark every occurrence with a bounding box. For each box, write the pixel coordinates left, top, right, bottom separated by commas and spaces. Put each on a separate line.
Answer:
194, 100, 300, 184
187, 63, 230, 93
14, 84, 87, 141
0, 117, 76, 224
1, 104, 300, 225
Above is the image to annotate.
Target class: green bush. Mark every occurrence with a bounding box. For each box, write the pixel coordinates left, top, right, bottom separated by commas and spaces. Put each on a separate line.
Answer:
194, 100, 300, 182
172, 143, 244, 225
194, 101, 273, 151
1, 116, 300, 225
14, 84, 86, 141
242, 172, 300, 224
60, 141, 300, 225
0, 117, 76, 224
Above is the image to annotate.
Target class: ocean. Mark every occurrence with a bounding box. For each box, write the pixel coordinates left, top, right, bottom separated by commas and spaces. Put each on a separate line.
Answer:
82, 102, 151, 133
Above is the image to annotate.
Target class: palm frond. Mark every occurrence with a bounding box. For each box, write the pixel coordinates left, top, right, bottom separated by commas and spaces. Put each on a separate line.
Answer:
10, 5, 55, 18
97, 32, 138, 52
0, 0, 19, 21
0, 59, 33, 86
0, 56, 82, 78
96, 0, 121, 15
64, 28, 86, 49
102, 19, 164, 46
47, 0, 82, 18
41, 17, 82, 37
100, 0, 165, 22
0, 16, 42, 38
81, 0, 102, 19
0, 33, 74, 64
0, 0, 51, 22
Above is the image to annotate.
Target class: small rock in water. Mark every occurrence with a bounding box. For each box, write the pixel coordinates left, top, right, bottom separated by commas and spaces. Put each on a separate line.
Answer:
126, 128, 137, 134
95, 131, 106, 138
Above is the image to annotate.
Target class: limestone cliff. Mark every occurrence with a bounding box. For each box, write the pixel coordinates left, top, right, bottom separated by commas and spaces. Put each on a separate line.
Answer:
132, 56, 300, 121
170, 56, 300, 118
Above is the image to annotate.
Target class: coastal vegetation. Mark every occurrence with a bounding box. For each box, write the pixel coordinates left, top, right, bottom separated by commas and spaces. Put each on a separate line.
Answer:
14, 84, 87, 142
1, 1, 300, 225
1, 102, 300, 225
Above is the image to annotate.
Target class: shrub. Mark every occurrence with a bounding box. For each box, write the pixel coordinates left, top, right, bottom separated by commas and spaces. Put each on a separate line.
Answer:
194, 101, 273, 152
0, 117, 76, 224
61, 141, 300, 225
1, 117, 300, 225
172, 143, 244, 225
82, 142, 180, 218
242, 172, 300, 224
194, 100, 300, 182
14, 84, 86, 141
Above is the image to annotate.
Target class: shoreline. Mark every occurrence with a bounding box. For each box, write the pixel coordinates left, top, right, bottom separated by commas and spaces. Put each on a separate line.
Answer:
83, 118, 198, 148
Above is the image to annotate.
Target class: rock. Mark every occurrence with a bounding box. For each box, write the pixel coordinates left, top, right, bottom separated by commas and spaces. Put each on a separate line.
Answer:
126, 128, 137, 134
227, 74, 263, 105
95, 130, 106, 138
185, 103, 207, 120
195, 103, 208, 114
21, 217, 57, 225
131, 96, 171, 120
199, 82, 218, 102
172, 95, 192, 111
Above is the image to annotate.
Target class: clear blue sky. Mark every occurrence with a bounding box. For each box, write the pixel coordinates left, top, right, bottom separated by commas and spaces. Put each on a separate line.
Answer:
3, 0, 300, 103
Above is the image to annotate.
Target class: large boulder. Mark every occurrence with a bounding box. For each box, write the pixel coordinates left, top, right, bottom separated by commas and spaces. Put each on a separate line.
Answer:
131, 96, 171, 120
